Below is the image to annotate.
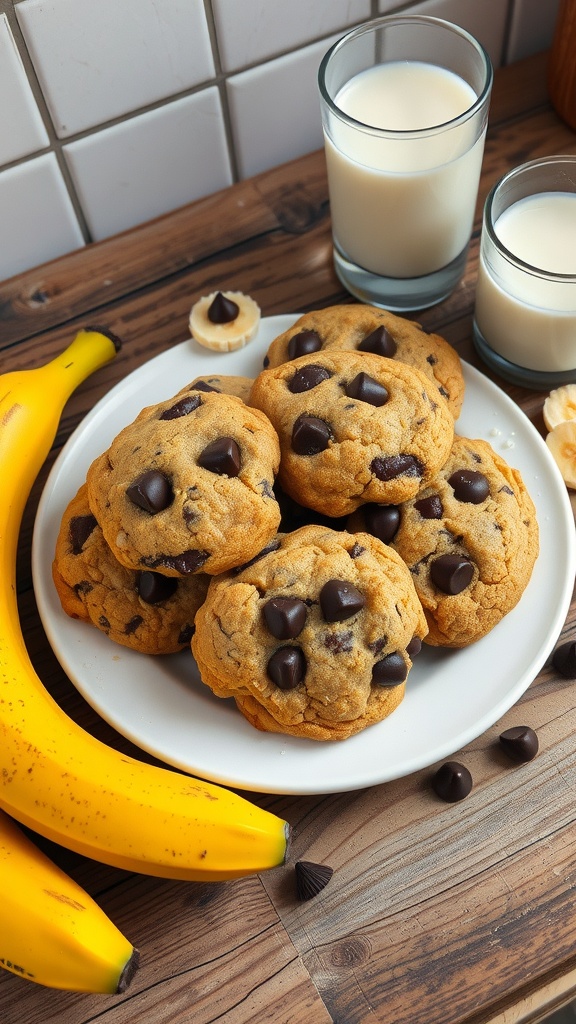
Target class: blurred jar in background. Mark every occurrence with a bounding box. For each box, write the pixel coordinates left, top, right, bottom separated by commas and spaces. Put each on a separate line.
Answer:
548, 0, 576, 131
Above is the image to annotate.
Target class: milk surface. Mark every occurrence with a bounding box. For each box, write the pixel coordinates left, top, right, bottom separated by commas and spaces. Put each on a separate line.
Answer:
475, 192, 576, 372
325, 61, 483, 278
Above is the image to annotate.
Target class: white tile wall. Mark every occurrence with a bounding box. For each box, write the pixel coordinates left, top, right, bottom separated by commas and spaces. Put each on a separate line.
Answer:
64, 89, 232, 241
0, 0, 562, 282
0, 154, 84, 280
212, 0, 371, 72
0, 14, 48, 164
16, 0, 215, 137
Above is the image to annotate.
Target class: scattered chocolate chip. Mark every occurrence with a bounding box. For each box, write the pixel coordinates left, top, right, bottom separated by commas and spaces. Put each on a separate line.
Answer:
323, 630, 354, 653
291, 414, 332, 455
263, 355, 270, 368
368, 636, 388, 655
358, 325, 397, 358
177, 624, 195, 645
406, 636, 422, 658
426, 353, 438, 365
372, 652, 407, 686
499, 484, 514, 495
371, 454, 423, 481
320, 579, 366, 622
263, 597, 307, 640
499, 725, 539, 762
431, 554, 474, 595
142, 549, 209, 574
448, 469, 490, 504
191, 380, 219, 393
552, 640, 576, 678
432, 761, 472, 802
127, 470, 173, 513
159, 394, 202, 419
208, 291, 239, 324
287, 330, 323, 359
74, 581, 93, 596
198, 437, 241, 477
348, 542, 365, 558
99, 615, 110, 629
70, 513, 97, 554
124, 615, 144, 635
345, 372, 389, 407
266, 647, 306, 689
414, 494, 443, 519
136, 570, 178, 604
362, 503, 401, 544
288, 364, 332, 393
295, 860, 333, 901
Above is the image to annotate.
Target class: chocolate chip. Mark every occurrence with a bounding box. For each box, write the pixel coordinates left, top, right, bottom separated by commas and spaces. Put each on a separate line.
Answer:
136, 570, 178, 604
552, 640, 576, 678
287, 329, 322, 359
349, 542, 365, 558
345, 372, 389, 407
291, 414, 332, 455
432, 761, 472, 802
266, 646, 306, 689
232, 539, 282, 574
430, 554, 474, 594
499, 725, 539, 762
406, 636, 422, 658
263, 597, 307, 640
178, 624, 195, 645
191, 380, 219, 393
371, 454, 423, 481
414, 494, 443, 519
448, 469, 490, 504
288, 364, 332, 393
207, 291, 239, 323
127, 470, 173, 513
295, 861, 333, 901
198, 437, 241, 476
362, 503, 401, 543
372, 652, 407, 686
358, 325, 397, 358
124, 615, 144, 635
323, 630, 354, 653
320, 579, 366, 622
142, 549, 209, 574
70, 513, 97, 554
159, 394, 202, 419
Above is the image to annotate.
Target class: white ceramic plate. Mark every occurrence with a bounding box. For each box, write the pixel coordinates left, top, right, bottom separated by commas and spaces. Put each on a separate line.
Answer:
32, 314, 576, 795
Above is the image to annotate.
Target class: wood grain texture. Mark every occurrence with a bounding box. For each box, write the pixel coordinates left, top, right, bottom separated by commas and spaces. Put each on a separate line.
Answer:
2, 50, 576, 1024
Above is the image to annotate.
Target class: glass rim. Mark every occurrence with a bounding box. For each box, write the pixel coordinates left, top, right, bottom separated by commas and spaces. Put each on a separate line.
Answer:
484, 155, 576, 283
318, 14, 493, 140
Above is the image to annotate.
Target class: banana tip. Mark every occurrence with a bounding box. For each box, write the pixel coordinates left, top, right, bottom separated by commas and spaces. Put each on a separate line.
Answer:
116, 947, 140, 993
83, 324, 123, 353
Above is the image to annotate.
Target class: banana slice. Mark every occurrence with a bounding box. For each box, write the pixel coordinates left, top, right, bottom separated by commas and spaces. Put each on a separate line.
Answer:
189, 290, 261, 352
546, 419, 576, 489
543, 384, 576, 432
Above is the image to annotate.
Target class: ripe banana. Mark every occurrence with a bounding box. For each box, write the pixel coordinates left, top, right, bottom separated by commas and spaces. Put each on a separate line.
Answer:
542, 384, 576, 488
0, 808, 138, 992
0, 329, 289, 879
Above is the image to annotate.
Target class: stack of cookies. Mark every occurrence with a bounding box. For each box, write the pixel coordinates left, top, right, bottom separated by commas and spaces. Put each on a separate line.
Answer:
52, 303, 539, 742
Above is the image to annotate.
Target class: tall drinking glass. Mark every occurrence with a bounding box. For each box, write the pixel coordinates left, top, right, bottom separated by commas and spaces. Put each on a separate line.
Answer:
318, 16, 493, 311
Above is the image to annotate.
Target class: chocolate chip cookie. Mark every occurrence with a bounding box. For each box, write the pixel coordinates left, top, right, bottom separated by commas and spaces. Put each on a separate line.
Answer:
354, 436, 539, 647
192, 525, 428, 741
249, 349, 454, 517
263, 304, 465, 418
53, 484, 209, 654
86, 386, 281, 577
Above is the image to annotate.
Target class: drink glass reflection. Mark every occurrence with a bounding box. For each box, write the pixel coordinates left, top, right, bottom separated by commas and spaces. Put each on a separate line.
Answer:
318, 15, 493, 311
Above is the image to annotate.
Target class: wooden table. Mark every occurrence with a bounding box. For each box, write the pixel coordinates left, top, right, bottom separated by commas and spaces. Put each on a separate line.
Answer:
2, 50, 576, 1024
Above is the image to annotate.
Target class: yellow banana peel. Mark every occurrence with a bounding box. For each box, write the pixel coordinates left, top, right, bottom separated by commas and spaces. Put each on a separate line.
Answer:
0, 807, 138, 992
0, 329, 289, 880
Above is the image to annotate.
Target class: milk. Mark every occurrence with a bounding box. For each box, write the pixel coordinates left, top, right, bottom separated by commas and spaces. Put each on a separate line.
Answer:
324, 61, 484, 278
475, 192, 576, 372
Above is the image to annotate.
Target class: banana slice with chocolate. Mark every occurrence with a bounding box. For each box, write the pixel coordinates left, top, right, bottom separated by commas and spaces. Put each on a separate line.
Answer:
189, 290, 261, 352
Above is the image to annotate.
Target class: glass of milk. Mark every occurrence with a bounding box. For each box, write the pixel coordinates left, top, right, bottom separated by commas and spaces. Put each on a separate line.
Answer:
473, 155, 576, 388
318, 15, 493, 311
